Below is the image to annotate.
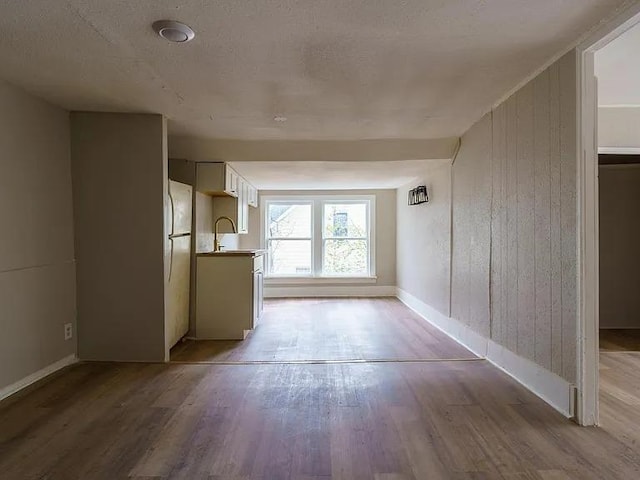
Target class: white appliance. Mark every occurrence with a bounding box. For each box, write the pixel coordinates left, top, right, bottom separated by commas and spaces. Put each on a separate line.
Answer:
166, 180, 192, 349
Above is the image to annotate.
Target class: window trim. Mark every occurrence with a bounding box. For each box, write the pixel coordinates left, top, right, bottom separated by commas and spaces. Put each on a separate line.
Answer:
261, 194, 376, 279
263, 200, 314, 276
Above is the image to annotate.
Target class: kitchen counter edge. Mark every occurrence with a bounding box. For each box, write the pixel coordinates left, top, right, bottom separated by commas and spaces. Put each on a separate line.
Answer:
196, 249, 266, 257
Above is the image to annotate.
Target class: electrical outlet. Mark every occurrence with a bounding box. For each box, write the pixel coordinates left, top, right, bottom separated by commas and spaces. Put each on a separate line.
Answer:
64, 323, 73, 340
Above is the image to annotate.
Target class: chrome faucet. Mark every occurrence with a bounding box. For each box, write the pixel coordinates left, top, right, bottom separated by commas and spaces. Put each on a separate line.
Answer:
214, 216, 237, 252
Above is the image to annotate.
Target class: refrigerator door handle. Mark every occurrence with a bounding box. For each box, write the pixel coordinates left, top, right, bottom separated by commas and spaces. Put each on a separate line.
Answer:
169, 190, 175, 237
168, 232, 191, 239
168, 238, 174, 282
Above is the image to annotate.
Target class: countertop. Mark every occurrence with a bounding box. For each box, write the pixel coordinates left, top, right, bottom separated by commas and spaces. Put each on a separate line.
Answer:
197, 249, 266, 257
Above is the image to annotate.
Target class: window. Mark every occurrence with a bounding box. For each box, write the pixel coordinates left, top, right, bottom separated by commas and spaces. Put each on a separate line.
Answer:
266, 202, 312, 275
263, 196, 375, 278
323, 203, 368, 275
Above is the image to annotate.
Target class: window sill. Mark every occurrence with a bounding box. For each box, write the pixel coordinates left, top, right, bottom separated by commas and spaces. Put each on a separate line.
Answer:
265, 276, 378, 285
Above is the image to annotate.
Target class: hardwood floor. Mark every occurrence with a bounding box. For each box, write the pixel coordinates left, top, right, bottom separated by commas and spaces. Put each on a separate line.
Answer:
3, 360, 640, 479
171, 298, 476, 363
599, 329, 640, 452
2, 299, 640, 479
600, 352, 640, 452
600, 329, 640, 352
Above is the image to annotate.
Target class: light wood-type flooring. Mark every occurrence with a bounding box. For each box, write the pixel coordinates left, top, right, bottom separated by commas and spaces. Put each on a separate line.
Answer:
1, 299, 640, 479
600, 328, 640, 352
171, 298, 477, 363
599, 328, 640, 454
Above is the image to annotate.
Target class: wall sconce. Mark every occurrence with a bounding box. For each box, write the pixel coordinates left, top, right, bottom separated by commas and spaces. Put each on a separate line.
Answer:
408, 185, 428, 206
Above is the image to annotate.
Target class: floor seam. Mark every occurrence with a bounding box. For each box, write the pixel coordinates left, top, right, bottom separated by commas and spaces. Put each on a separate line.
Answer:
168, 357, 485, 366
599, 351, 640, 354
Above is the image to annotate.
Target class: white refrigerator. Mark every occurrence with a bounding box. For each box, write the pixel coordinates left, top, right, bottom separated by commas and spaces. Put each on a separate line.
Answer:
166, 180, 192, 349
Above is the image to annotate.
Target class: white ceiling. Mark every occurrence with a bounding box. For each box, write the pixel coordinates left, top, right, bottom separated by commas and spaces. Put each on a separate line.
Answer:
595, 20, 640, 106
230, 160, 445, 190
0, 0, 627, 142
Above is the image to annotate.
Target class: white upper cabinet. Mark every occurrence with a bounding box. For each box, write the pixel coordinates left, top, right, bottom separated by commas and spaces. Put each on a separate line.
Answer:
196, 162, 239, 198
196, 161, 257, 234
247, 184, 258, 208
225, 166, 239, 197
237, 177, 249, 234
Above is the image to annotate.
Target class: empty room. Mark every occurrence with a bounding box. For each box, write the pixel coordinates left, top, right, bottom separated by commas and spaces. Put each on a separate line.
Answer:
2, 1, 640, 479
594, 20, 640, 448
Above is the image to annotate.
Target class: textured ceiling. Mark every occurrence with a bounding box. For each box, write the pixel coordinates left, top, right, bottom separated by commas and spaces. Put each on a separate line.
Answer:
230, 160, 447, 190
595, 19, 640, 106
0, 0, 628, 141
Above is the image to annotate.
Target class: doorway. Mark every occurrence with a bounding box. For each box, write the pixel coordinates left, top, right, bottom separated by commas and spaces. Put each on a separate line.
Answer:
577, 2, 640, 426
595, 23, 640, 443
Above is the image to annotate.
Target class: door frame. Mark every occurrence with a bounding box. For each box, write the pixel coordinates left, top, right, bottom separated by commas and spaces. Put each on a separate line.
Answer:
575, 1, 640, 426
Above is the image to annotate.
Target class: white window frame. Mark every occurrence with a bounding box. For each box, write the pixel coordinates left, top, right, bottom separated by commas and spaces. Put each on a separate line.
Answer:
261, 195, 376, 281
263, 200, 315, 276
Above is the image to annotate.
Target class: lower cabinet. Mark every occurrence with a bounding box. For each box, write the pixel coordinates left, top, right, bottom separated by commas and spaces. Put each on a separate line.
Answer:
253, 267, 264, 327
195, 253, 265, 339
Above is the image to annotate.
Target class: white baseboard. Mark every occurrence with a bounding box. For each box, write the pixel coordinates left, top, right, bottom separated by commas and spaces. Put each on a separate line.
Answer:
396, 289, 489, 357
265, 285, 396, 298
396, 288, 574, 418
0, 354, 78, 403
485, 341, 575, 417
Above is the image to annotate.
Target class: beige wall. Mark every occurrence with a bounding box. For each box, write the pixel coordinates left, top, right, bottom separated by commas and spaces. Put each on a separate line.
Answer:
599, 164, 640, 328
397, 51, 578, 383
240, 189, 396, 287
396, 161, 452, 316
0, 80, 76, 393
598, 107, 640, 149
195, 192, 215, 254
169, 137, 459, 163
71, 113, 168, 362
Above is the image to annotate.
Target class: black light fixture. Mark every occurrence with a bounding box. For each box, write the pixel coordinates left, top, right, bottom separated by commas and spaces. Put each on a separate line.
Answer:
408, 185, 428, 206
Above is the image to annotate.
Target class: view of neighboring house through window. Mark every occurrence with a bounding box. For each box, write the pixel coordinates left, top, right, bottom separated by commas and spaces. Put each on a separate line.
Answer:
266, 202, 312, 275
264, 196, 374, 277
323, 203, 368, 275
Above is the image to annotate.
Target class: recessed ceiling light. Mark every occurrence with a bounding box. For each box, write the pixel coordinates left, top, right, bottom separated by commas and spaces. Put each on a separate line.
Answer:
152, 20, 195, 43
274, 116, 287, 122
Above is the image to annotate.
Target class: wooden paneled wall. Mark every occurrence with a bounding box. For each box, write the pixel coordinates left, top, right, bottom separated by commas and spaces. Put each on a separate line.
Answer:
451, 115, 492, 338
452, 51, 577, 383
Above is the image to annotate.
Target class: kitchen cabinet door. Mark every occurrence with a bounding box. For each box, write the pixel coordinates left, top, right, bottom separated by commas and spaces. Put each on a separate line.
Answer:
253, 270, 264, 327
225, 166, 239, 197
247, 184, 258, 208
238, 179, 249, 234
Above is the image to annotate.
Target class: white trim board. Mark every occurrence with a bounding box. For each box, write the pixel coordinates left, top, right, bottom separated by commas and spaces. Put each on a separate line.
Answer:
265, 285, 396, 298
598, 146, 640, 154
576, 49, 601, 427
396, 288, 575, 418
266, 276, 377, 285
0, 354, 78, 403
